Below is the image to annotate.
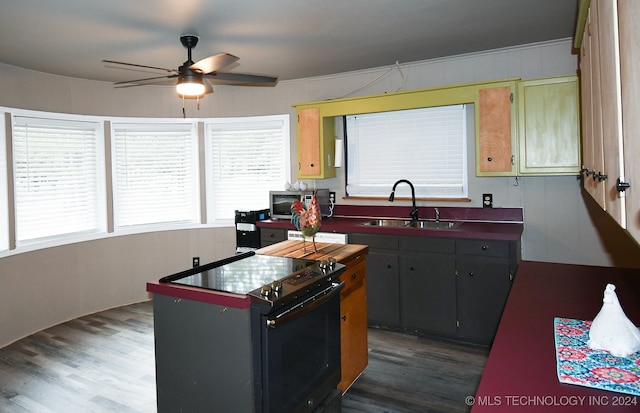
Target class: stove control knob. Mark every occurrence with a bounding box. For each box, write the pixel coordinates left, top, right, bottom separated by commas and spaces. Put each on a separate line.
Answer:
328, 257, 337, 268
319, 260, 329, 270
260, 284, 272, 297
271, 281, 283, 294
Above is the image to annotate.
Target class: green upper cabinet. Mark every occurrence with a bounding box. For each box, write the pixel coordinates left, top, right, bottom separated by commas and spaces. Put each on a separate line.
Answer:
517, 75, 581, 175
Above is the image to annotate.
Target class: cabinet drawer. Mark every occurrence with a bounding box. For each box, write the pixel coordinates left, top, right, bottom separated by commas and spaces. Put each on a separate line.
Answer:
399, 236, 455, 254
260, 228, 286, 244
340, 260, 366, 298
456, 239, 509, 258
349, 233, 398, 250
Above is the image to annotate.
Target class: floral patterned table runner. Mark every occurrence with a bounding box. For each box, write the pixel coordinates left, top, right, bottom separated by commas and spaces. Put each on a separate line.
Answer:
554, 317, 640, 396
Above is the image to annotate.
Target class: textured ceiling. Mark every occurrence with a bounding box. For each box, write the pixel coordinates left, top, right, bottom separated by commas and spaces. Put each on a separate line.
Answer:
0, 0, 579, 86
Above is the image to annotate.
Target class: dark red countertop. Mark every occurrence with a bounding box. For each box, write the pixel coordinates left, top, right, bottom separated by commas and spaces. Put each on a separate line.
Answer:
258, 205, 524, 241
146, 281, 252, 308
471, 261, 640, 412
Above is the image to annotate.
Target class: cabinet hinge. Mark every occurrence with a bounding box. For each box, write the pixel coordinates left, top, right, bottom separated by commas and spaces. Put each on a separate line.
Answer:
510, 93, 514, 103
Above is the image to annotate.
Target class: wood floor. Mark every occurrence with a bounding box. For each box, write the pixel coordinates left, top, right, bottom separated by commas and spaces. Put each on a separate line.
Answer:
0, 301, 488, 413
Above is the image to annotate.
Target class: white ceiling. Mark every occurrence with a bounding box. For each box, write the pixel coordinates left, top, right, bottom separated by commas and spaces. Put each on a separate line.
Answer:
0, 0, 579, 86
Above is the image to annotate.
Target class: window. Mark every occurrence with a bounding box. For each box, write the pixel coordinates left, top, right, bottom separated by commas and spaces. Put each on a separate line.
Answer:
205, 115, 290, 223
0, 114, 8, 251
346, 105, 467, 198
12, 115, 105, 244
112, 121, 199, 229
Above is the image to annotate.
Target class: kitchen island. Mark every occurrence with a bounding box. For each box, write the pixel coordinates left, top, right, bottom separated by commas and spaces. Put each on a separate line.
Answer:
257, 240, 369, 393
472, 261, 640, 412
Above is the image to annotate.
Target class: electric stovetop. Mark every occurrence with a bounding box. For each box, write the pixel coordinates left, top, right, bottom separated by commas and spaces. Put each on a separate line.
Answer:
161, 253, 313, 295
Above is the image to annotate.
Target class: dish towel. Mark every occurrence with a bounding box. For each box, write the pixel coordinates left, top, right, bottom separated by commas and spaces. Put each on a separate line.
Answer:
554, 317, 640, 396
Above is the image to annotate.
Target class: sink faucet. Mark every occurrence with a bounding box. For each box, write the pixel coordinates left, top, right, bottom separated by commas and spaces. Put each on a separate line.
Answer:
389, 179, 419, 222
434, 207, 440, 223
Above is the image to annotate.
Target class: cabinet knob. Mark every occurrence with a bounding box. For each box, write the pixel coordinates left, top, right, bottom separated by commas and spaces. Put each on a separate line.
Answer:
410, 266, 415, 271
310, 163, 315, 167
469, 272, 475, 277
487, 157, 492, 162
481, 245, 488, 251
351, 273, 357, 280
341, 315, 347, 321
387, 264, 392, 269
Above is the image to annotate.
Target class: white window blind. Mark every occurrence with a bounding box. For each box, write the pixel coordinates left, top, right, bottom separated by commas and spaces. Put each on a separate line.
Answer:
346, 105, 467, 198
0, 114, 9, 251
112, 122, 199, 228
205, 115, 290, 223
12, 115, 104, 244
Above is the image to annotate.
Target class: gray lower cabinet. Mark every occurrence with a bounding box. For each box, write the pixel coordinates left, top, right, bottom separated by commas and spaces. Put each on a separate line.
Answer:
456, 239, 517, 342
260, 227, 286, 246
399, 236, 457, 336
348, 233, 400, 326
349, 232, 520, 344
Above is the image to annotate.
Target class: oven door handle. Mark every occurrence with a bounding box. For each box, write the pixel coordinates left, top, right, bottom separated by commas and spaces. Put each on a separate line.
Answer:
266, 281, 344, 329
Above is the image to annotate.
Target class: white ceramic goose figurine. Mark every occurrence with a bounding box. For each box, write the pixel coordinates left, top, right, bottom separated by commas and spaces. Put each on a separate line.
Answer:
588, 283, 640, 357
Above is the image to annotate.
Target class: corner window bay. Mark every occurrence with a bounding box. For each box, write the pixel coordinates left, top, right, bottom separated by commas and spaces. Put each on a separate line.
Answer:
346, 105, 468, 199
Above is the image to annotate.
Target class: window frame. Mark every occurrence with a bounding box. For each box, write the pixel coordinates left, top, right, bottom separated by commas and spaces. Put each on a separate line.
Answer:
110, 119, 201, 231
345, 104, 468, 199
204, 114, 291, 225
10, 111, 106, 246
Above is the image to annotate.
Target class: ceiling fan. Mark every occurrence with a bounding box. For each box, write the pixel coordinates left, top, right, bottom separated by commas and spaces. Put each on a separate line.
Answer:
103, 35, 278, 98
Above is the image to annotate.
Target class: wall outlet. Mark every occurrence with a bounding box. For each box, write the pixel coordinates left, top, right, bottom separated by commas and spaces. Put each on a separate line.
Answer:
482, 194, 493, 208
193, 257, 200, 268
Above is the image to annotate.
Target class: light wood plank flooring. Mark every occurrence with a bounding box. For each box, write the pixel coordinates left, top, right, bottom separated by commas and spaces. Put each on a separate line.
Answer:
0, 301, 488, 413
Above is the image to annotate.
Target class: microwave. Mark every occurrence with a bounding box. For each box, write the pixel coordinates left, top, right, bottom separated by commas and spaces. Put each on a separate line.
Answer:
269, 189, 331, 220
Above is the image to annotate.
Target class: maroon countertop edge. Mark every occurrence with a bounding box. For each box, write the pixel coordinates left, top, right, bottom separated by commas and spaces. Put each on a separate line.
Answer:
146, 281, 252, 309
471, 261, 640, 412
258, 206, 524, 241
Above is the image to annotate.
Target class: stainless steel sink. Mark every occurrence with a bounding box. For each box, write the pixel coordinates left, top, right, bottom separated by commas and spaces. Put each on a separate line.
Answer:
361, 219, 409, 228
361, 219, 459, 230
407, 220, 457, 230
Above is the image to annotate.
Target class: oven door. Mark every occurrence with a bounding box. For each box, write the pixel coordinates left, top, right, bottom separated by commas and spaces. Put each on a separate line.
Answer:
255, 282, 343, 413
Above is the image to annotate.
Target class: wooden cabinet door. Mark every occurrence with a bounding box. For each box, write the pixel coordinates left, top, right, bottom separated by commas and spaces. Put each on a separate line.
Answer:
618, 0, 640, 240
338, 260, 368, 393
597, 0, 626, 228
478, 85, 516, 175
517, 76, 581, 175
581, 5, 607, 208
297, 107, 321, 176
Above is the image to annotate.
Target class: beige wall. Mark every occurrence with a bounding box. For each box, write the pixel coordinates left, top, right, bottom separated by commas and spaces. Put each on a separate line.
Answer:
1, 38, 639, 348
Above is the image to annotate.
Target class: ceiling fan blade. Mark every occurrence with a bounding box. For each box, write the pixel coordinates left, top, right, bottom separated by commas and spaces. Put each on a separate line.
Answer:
114, 75, 178, 87
189, 53, 239, 74
204, 72, 278, 85
103, 59, 177, 74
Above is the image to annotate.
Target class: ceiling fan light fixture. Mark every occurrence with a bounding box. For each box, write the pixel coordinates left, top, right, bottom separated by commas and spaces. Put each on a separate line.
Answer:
176, 71, 205, 97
